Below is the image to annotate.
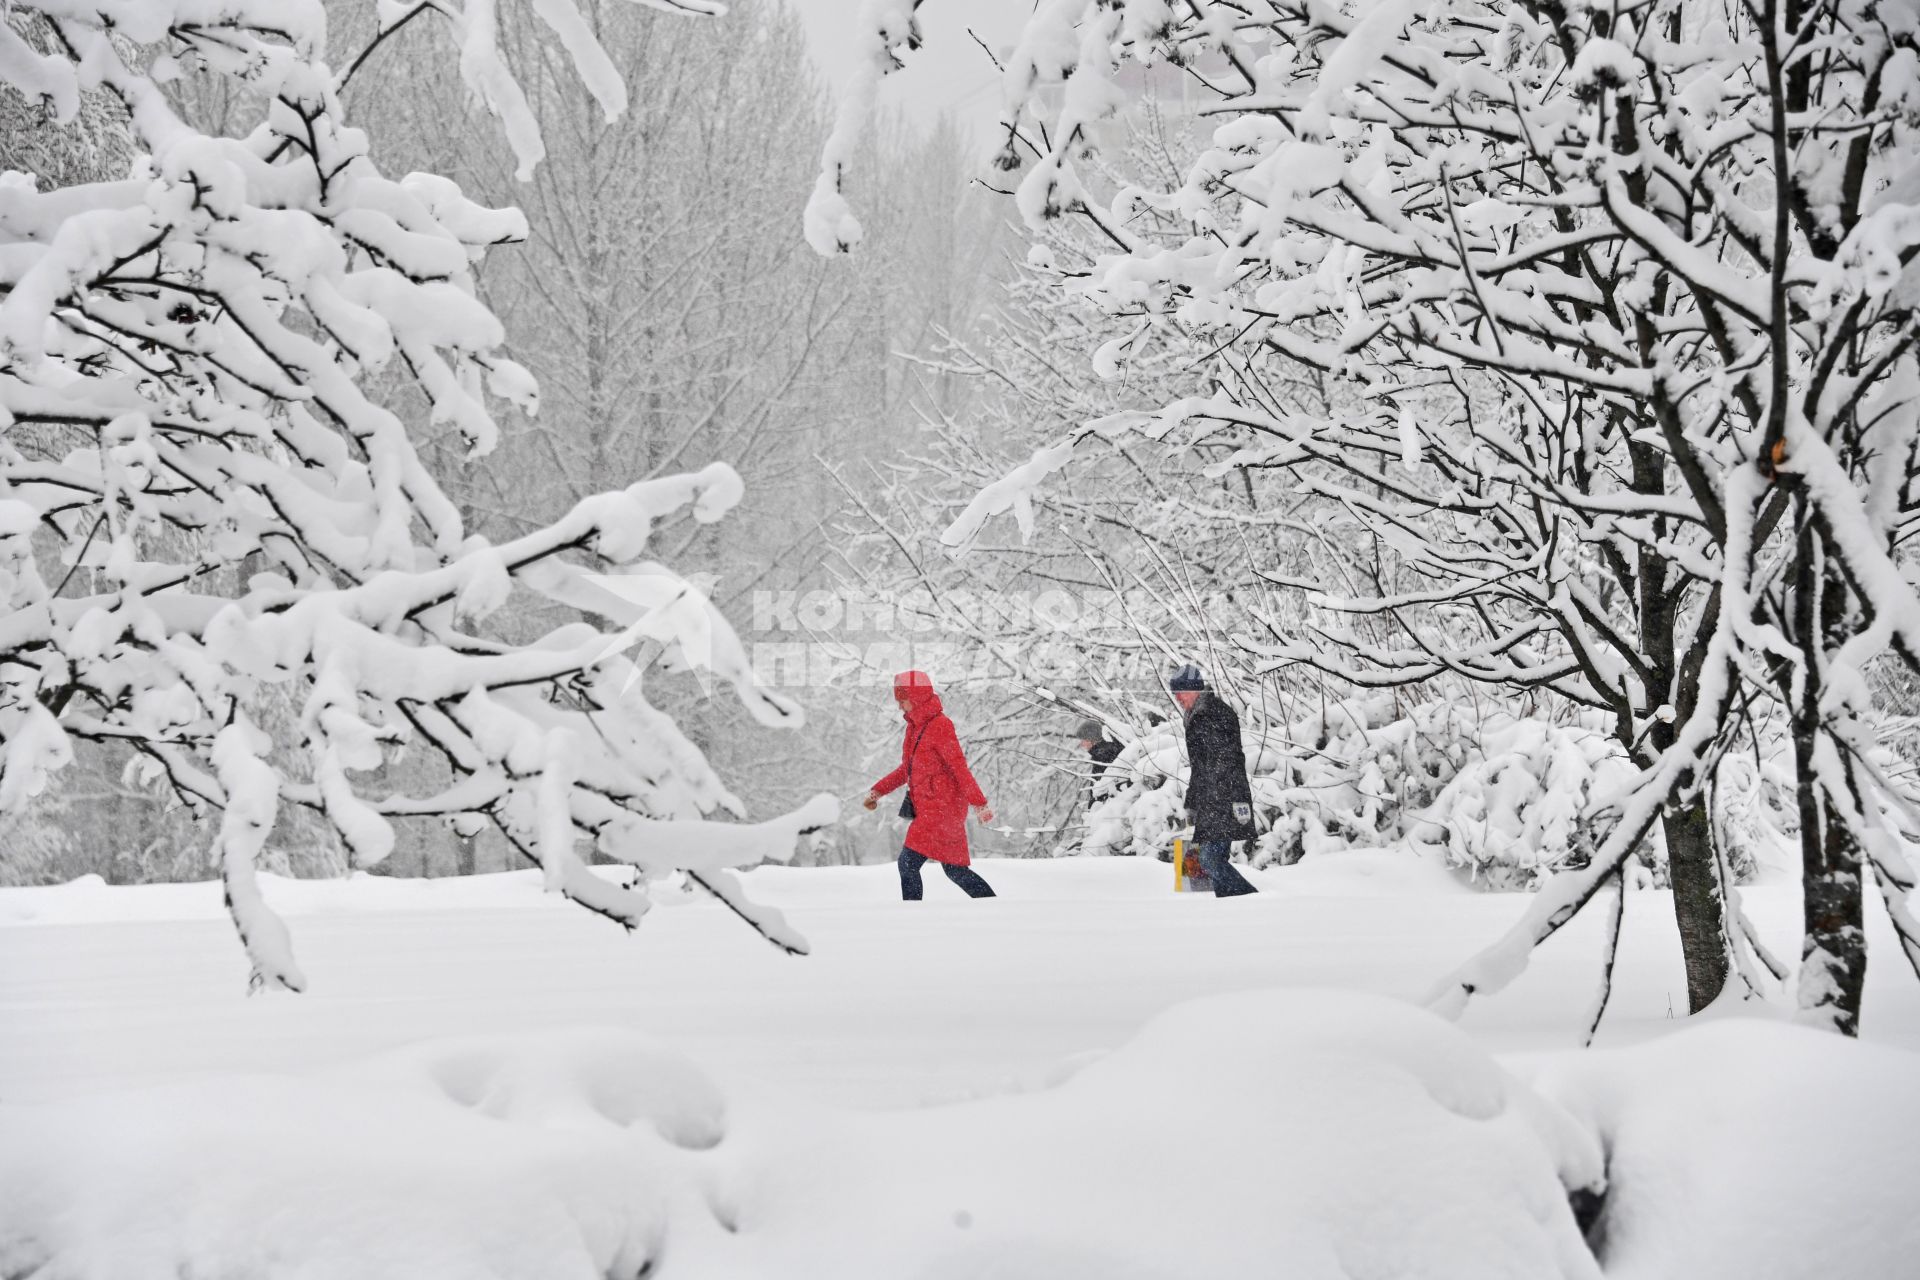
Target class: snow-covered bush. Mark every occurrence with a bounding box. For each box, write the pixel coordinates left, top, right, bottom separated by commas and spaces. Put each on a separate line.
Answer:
1713, 747, 1800, 887
0, 2, 832, 988
1252, 694, 1477, 865
1081, 722, 1185, 858
1082, 693, 1481, 866
1413, 719, 1643, 890
1082, 694, 1798, 894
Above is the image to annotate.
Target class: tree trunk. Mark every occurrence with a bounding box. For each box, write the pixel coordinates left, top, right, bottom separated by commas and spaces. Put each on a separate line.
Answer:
1627, 475, 1730, 1008
1793, 727, 1868, 1036
1662, 796, 1730, 1013
1790, 527, 1867, 1035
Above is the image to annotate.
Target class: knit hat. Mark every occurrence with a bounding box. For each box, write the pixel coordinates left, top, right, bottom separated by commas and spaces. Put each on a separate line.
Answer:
1168, 663, 1208, 692
1074, 718, 1105, 742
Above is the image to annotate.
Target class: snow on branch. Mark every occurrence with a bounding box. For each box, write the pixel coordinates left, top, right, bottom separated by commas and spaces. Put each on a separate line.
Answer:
0, 0, 831, 983
892, 0, 1920, 1029
383, 0, 725, 180
804, 0, 923, 255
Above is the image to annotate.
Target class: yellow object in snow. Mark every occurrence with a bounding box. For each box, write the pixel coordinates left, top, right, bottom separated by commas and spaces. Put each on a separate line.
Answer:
1172, 835, 1212, 893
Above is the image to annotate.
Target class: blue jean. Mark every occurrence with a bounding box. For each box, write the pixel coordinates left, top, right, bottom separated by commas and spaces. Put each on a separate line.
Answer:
899, 848, 995, 900
1196, 840, 1258, 897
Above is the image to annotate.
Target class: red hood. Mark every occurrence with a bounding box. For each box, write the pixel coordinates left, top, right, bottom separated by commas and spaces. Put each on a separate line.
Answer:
894, 669, 943, 723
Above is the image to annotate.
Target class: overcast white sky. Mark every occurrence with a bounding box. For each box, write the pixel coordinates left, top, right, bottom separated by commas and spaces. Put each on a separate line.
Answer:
782, 0, 1031, 138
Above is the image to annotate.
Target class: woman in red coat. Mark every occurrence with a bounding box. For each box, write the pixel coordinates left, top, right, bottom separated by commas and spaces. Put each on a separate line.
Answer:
862, 670, 997, 899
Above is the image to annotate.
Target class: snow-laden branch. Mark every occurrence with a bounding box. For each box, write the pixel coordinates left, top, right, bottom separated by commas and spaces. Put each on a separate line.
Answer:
1, 0, 832, 984
875, 0, 1920, 1029
804, 0, 922, 254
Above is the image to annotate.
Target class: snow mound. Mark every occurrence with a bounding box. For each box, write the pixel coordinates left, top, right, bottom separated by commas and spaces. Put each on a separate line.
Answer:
1526, 1019, 1920, 1278
0, 1069, 679, 1280
0, 993, 1614, 1279
7, 992, 1916, 1278
956, 989, 1606, 1279
338, 1027, 729, 1151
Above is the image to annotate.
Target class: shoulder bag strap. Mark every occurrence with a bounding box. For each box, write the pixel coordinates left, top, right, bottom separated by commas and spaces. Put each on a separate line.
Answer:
904, 720, 931, 790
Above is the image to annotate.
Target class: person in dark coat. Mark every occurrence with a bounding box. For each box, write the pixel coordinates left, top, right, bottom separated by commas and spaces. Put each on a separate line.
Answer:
1076, 718, 1122, 779
1074, 718, 1122, 837
1169, 664, 1259, 896
863, 670, 996, 900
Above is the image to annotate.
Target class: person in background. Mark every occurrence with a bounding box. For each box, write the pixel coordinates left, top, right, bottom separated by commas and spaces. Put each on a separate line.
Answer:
1076, 718, 1122, 780
863, 670, 997, 900
1072, 719, 1123, 847
1168, 664, 1260, 897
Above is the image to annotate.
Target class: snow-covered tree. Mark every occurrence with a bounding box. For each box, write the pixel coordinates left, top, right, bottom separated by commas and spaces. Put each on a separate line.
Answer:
326, 6, 1015, 868
830, 102, 1325, 850
836, 96, 1557, 872
0, 1, 834, 990
818, 0, 1920, 1033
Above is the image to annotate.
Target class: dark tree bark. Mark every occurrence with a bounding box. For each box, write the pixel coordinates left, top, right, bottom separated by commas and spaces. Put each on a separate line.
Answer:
1622, 426, 1730, 1014
1662, 798, 1730, 1013
1788, 531, 1868, 1035
1797, 785, 1867, 1038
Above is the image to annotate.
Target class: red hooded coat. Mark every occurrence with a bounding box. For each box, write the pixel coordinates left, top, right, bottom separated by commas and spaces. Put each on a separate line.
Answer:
871, 671, 988, 865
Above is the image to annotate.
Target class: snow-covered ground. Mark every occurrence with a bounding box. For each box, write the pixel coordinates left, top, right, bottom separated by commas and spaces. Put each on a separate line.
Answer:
4, 856, 1919, 1276
7, 854, 1920, 1104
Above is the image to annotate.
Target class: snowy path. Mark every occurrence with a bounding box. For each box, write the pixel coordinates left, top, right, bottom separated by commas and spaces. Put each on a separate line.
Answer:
6, 855, 1919, 1108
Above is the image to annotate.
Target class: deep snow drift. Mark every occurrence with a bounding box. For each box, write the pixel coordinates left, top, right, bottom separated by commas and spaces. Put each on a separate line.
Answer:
3, 857, 1919, 1277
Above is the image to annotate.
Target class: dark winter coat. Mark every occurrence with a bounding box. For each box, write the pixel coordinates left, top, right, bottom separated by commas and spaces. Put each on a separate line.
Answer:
1082, 737, 1122, 815
1182, 692, 1257, 843
871, 672, 989, 866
